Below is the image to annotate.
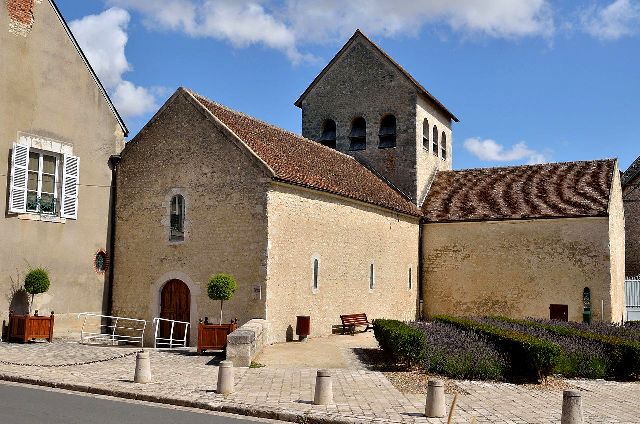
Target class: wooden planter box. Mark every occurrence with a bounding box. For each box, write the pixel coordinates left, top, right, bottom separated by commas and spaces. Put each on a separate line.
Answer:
197, 319, 237, 354
7, 311, 54, 343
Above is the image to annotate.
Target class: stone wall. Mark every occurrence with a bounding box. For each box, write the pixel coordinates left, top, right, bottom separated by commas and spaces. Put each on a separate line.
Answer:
422, 216, 622, 323
0, 0, 125, 336
226, 319, 271, 367
624, 173, 640, 277
608, 167, 626, 321
266, 183, 420, 342
299, 35, 451, 203
112, 92, 270, 346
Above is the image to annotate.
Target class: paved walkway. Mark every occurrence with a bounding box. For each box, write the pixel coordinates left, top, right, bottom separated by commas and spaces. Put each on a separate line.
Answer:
0, 337, 638, 423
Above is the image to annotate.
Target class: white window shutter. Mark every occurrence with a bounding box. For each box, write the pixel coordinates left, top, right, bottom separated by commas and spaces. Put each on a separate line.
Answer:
9, 143, 29, 213
61, 154, 80, 219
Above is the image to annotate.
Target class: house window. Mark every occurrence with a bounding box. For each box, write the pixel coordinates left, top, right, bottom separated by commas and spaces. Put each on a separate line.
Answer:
378, 115, 396, 148
312, 258, 319, 291
349, 117, 366, 150
432, 126, 439, 157
26, 151, 58, 214
319, 119, 337, 149
369, 263, 375, 290
408, 267, 412, 290
170, 194, 185, 241
441, 132, 447, 160
422, 119, 429, 150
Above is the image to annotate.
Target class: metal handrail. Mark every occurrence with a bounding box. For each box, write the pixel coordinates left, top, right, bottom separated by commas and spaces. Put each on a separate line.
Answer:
152, 317, 190, 349
77, 313, 146, 347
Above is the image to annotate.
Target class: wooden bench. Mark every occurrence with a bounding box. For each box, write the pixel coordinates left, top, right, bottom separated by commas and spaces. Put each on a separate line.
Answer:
340, 313, 372, 334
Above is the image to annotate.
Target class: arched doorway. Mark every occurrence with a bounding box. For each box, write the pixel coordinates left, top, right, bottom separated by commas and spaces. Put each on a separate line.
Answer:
160, 279, 191, 346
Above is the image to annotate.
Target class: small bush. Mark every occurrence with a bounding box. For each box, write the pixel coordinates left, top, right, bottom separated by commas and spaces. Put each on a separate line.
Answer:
207, 273, 237, 324
496, 317, 640, 379
24, 267, 50, 296
412, 321, 507, 380
373, 319, 426, 367
433, 315, 561, 382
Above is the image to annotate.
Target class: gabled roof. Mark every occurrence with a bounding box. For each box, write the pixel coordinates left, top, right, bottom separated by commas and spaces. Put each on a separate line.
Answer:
48, 0, 128, 136
423, 159, 616, 223
184, 89, 421, 217
623, 155, 640, 186
294, 29, 459, 123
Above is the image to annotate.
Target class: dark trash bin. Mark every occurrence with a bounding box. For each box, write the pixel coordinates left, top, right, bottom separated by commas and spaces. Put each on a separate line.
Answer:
296, 315, 310, 341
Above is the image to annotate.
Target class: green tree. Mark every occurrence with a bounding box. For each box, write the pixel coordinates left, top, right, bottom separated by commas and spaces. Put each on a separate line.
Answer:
207, 273, 237, 324
24, 267, 50, 314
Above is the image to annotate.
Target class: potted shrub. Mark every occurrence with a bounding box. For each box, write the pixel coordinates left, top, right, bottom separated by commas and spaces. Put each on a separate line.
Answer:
8, 267, 54, 343
197, 273, 238, 353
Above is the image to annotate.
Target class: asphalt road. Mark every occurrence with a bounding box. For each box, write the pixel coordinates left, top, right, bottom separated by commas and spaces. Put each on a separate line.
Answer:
0, 382, 280, 424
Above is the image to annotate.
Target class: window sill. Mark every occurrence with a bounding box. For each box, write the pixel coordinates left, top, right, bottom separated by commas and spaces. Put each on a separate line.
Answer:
378, 145, 396, 149
17, 213, 66, 224
348, 147, 366, 152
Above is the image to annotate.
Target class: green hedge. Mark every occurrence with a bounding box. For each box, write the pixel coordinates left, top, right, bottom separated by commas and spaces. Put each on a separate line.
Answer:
433, 315, 561, 381
492, 316, 640, 379
372, 319, 426, 367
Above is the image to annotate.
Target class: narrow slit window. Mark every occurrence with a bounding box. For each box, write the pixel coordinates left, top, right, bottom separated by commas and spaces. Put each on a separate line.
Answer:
422, 119, 429, 150
369, 263, 375, 290
432, 126, 439, 157
313, 258, 319, 290
319, 119, 336, 149
441, 132, 447, 160
170, 194, 185, 241
408, 268, 412, 290
349, 117, 366, 150
378, 115, 396, 148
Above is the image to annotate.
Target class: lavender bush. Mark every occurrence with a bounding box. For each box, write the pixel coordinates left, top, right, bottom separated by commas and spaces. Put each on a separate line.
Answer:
529, 318, 640, 343
411, 321, 507, 380
482, 317, 610, 378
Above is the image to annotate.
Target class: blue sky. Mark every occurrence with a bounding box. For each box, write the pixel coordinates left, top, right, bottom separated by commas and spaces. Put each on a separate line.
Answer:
57, 0, 639, 171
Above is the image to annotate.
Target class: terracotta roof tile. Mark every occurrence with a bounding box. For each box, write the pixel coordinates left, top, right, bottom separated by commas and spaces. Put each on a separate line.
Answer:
187, 89, 421, 217
422, 159, 616, 222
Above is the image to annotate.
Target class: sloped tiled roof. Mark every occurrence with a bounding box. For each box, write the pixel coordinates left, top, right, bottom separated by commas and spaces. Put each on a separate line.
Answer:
423, 160, 616, 223
186, 89, 421, 217
623, 155, 640, 186
294, 30, 459, 122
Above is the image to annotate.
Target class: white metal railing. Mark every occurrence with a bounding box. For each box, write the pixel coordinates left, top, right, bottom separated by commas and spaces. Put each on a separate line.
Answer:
77, 313, 146, 347
153, 317, 190, 349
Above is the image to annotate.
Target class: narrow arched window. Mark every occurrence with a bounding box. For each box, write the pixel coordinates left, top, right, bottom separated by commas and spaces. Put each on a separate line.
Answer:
422, 119, 429, 150
349, 117, 366, 150
170, 194, 185, 241
312, 258, 319, 290
583, 287, 591, 324
432, 126, 439, 157
319, 119, 336, 149
369, 263, 375, 290
378, 114, 396, 148
441, 132, 447, 160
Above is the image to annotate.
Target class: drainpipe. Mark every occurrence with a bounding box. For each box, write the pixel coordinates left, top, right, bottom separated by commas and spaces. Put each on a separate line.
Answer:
417, 220, 424, 321
106, 155, 121, 317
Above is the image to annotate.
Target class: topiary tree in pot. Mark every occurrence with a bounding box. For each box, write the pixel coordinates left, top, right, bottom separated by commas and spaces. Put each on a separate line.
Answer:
207, 273, 237, 325
24, 267, 50, 314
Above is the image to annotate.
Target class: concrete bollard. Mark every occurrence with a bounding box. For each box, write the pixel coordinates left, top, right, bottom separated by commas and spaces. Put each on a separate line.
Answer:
217, 360, 235, 394
134, 351, 152, 383
561, 390, 583, 424
425, 379, 446, 418
313, 369, 333, 405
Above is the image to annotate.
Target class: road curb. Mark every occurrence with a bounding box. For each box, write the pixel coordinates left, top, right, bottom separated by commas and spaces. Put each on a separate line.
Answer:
0, 373, 363, 424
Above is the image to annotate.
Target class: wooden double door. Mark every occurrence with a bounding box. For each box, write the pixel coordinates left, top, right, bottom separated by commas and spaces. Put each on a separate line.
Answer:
160, 279, 191, 346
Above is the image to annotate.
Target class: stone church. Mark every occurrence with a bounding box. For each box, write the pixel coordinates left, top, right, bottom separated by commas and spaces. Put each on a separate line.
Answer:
112, 30, 625, 344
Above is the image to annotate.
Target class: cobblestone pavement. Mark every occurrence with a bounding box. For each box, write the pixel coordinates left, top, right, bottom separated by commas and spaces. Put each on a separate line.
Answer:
0, 340, 638, 423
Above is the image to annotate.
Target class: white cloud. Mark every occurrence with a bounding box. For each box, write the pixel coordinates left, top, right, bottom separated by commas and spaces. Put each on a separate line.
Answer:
107, 0, 554, 64
464, 137, 549, 164
580, 0, 640, 40
70, 8, 158, 118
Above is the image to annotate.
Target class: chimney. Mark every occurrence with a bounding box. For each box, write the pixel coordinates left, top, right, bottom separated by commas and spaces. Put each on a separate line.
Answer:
6, 0, 36, 36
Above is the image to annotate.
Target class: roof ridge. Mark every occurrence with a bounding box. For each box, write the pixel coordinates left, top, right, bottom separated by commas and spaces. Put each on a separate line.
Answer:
185, 88, 363, 163
444, 158, 616, 173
